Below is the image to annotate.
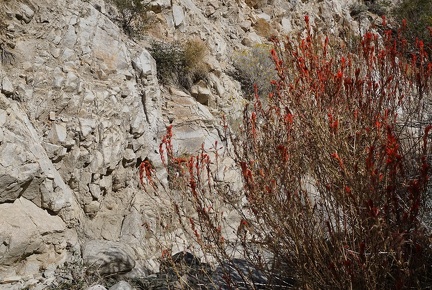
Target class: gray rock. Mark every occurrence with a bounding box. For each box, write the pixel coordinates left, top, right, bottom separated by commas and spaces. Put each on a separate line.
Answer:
190, 80, 214, 106
47, 123, 67, 144
49, 111, 56, 121
17, 3, 35, 24
79, 118, 97, 138
241, 32, 262, 47
0, 198, 66, 281
86, 285, 107, 290
0, 138, 42, 203
109, 281, 134, 290
239, 20, 252, 32
82, 240, 136, 275
132, 50, 156, 79
43, 142, 67, 162
257, 12, 271, 22
281, 17, 292, 33
63, 25, 77, 48
84, 200, 100, 216
0, 109, 6, 126
172, 5, 185, 27
1, 76, 14, 96
89, 183, 102, 200
123, 149, 136, 165
212, 259, 267, 289
64, 71, 80, 92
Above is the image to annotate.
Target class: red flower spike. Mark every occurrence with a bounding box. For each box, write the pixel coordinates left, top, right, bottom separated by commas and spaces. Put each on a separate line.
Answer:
331, 152, 344, 170
345, 186, 351, 194
139, 160, 155, 187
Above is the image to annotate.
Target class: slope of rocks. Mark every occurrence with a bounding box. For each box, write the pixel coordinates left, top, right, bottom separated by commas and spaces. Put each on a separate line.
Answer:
0, 0, 385, 288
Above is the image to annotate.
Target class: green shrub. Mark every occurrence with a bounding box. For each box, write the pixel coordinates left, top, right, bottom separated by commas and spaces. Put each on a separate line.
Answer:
349, 3, 368, 19
231, 44, 277, 99
110, 0, 148, 36
392, 0, 432, 55
149, 39, 208, 89
366, 0, 391, 16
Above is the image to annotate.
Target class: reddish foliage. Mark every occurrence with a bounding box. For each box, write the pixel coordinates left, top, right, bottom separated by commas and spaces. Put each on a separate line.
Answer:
145, 18, 432, 290
227, 17, 432, 288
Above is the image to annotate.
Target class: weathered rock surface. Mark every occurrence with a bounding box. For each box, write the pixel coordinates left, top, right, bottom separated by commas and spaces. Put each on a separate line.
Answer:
86, 285, 108, 290
83, 240, 136, 275
109, 281, 135, 290
0, 198, 68, 282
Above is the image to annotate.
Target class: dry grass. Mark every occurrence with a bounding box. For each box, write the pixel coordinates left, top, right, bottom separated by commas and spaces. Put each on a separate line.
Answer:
149, 38, 208, 89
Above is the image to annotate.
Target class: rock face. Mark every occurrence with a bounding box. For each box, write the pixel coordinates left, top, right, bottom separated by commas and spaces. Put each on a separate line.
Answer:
0, 198, 68, 283
0, 0, 372, 287
82, 240, 136, 275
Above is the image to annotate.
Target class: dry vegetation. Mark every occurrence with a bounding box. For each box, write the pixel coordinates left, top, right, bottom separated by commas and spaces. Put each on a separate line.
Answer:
149, 38, 208, 90
142, 15, 432, 289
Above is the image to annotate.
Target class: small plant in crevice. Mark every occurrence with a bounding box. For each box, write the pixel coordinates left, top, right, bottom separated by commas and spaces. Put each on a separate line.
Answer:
231, 43, 277, 100
141, 16, 432, 290
349, 3, 368, 19
0, 43, 15, 65
149, 39, 208, 90
109, 0, 149, 37
0, 10, 15, 65
46, 260, 117, 290
366, 0, 391, 16
244, 0, 268, 9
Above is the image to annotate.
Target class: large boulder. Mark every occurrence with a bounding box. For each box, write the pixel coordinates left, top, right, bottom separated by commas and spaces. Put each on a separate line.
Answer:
82, 240, 136, 275
0, 198, 68, 283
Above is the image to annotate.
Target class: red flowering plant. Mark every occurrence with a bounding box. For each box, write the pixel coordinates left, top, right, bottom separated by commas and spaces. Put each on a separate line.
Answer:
142, 17, 432, 289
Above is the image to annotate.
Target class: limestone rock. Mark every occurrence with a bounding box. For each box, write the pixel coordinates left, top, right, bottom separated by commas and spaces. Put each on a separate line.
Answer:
147, 0, 172, 13
47, 123, 67, 144
132, 50, 156, 79
0, 198, 66, 283
1, 76, 14, 96
109, 281, 134, 290
190, 80, 214, 106
16, 3, 35, 24
79, 118, 97, 138
281, 17, 292, 32
82, 240, 136, 275
212, 259, 268, 289
172, 5, 185, 27
86, 286, 107, 290
242, 32, 262, 46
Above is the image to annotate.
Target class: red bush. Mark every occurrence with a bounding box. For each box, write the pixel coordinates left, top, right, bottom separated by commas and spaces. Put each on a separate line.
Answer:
144, 17, 432, 289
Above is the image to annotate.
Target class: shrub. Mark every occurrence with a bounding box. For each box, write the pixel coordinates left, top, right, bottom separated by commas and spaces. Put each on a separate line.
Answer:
253, 18, 273, 38
149, 39, 208, 89
365, 0, 390, 16
231, 44, 277, 99
110, 0, 148, 36
47, 261, 117, 290
142, 17, 432, 289
183, 38, 209, 86
244, 0, 267, 9
0, 43, 14, 65
0, 10, 14, 65
392, 0, 432, 56
349, 3, 368, 19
